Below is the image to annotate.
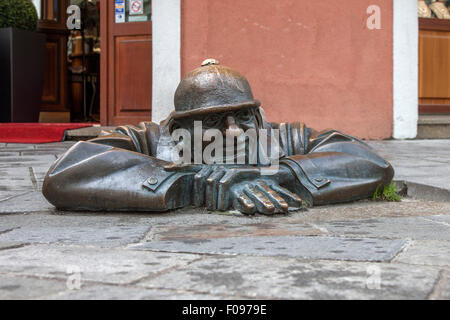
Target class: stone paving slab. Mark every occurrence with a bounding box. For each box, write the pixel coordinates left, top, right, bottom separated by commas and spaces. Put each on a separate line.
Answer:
0, 192, 54, 214
0, 245, 201, 285
33, 142, 76, 148
0, 242, 27, 251
392, 166, 450, 179
46, 285, 233, 300
433, 270, 450, 300
422, 156, 450, 164
284, 199, 450, 223
395, 240, 450, 267
314, 215, 450, 241
0, 142, 75, 150
1, 144, 36, 150
0, 152, 22, 157
0, 168, 35, 192
150, 222, 324, 241
137, 255, 440, 300
37, 199, 449, 229
0, 275, 68, 300
0, 155, 56, 165
131, 236, 408, 262
0, 191, 27, 202
0, 213, 153, 247
424, 214, 450, 225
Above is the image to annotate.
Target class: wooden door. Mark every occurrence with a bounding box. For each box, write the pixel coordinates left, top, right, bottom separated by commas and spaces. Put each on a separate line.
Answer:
419, 18, 450, 114
101, 0, 152, 126
37, 0, 69, 112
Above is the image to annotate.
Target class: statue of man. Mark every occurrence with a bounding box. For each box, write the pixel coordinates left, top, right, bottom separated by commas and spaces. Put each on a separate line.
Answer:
43, 59, 394, 215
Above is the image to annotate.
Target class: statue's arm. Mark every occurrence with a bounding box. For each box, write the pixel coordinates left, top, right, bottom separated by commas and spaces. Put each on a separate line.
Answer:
86, 121, 160, 156
87, 131, 138, 151
276, 129, 394, 206
42, 141, 194, 211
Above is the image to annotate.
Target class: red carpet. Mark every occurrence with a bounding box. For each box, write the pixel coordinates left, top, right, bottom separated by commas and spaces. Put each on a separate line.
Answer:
0, 123, 94, 144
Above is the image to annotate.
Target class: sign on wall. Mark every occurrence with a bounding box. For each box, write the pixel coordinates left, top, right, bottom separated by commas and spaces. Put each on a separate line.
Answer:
115, 0, 125, 23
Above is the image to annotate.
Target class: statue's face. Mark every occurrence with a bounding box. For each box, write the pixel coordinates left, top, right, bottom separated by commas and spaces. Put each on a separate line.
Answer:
169, 107, 261, 164
171, 107, 259, 132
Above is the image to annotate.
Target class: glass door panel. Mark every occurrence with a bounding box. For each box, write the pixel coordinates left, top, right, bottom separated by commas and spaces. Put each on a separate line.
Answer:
115, 0, 151, 23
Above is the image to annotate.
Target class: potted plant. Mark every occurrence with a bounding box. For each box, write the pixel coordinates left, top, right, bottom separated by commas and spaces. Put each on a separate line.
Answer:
0, 0, 46, 122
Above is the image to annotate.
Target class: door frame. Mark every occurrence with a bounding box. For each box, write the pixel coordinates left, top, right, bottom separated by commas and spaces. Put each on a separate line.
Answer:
101, 1, 153, 125
100, 0, 108, 125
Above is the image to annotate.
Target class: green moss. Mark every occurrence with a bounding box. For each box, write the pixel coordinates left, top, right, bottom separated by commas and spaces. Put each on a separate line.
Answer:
372, 182, 402, 202
0, 0, 38, 32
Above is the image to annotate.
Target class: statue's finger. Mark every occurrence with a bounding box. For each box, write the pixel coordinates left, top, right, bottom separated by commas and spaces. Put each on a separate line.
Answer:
234, 192, 256, 215
205, 168, 227, 210
244, 185, 275, 215
217, 167, 261, 211
255, 181, 289, 213
192, 166, 213, 207
270, 184, 303, 207
217, 169, 237, 211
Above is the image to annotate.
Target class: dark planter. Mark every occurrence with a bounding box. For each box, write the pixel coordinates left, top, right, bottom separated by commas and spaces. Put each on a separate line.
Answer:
0, 28, 46, 122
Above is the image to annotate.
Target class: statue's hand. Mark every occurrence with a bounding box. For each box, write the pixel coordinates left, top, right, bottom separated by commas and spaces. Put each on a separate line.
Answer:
191, 165, 261, 210
164, 164, 303, 215
230, 180, 303, 215
164, 164, 258, 209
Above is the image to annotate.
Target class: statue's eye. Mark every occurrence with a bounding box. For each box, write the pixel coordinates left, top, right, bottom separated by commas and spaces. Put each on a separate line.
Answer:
204, 115, 222, 127
170, 121, 182, 132
235, 109, 253, 122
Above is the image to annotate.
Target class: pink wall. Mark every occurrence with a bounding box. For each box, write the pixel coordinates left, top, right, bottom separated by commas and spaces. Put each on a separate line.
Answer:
181, 0, 393, 139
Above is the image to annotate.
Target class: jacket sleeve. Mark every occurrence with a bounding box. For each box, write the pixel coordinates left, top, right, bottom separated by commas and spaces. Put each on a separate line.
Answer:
87, 121, 161, 156
279, 129, 394, 205
42, 141, 194, 211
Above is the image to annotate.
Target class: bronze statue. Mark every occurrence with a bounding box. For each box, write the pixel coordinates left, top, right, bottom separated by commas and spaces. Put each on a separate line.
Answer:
42, 59, 394, 215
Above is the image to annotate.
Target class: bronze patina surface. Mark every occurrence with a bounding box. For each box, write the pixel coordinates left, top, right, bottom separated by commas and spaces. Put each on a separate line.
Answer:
42, 59, 394, 215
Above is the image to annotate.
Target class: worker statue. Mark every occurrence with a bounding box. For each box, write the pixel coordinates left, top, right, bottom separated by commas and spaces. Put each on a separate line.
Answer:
43, 59, 394, 215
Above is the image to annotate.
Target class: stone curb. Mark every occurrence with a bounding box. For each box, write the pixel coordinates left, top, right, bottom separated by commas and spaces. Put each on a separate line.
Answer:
395, 180, 450, 202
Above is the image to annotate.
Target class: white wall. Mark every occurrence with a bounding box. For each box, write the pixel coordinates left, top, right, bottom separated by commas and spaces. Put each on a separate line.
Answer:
393, 0, 418, 139
31, 0, 41, 19
151, 0, 181, 123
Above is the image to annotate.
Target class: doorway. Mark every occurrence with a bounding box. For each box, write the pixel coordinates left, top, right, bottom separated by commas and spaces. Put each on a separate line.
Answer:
35, 0, 152, 126
35, 0, 101, 123
100, 0, 153, 126
418, 0, 450, 114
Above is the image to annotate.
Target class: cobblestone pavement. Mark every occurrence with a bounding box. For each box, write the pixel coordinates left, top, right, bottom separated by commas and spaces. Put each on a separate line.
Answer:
0, 141, 449, 300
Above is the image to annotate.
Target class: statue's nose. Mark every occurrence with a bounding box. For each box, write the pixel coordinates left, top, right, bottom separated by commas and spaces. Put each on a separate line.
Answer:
226, 116, 242, 137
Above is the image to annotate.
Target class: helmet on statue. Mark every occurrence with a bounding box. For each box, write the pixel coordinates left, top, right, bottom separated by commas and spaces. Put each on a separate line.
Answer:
172, 59, 260, 119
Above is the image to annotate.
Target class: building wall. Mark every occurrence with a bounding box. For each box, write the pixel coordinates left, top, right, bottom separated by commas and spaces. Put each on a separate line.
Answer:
181, 0, 394, 139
